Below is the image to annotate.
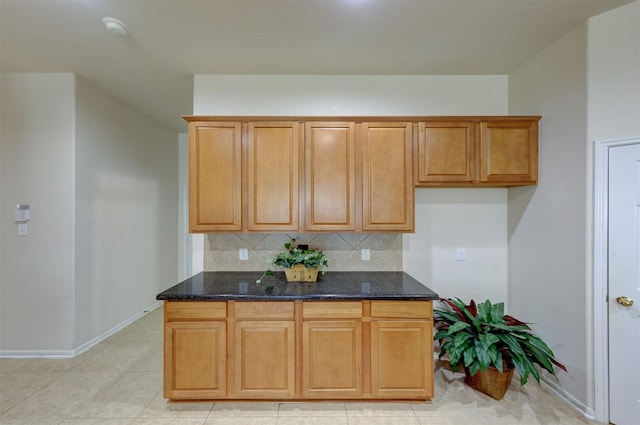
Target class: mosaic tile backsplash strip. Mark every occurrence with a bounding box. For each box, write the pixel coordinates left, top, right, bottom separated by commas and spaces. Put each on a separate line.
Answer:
204, 233, 402, 272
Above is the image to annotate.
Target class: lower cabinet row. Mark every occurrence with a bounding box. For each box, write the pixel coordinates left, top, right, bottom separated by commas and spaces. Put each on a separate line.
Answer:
163, 300, 434, 401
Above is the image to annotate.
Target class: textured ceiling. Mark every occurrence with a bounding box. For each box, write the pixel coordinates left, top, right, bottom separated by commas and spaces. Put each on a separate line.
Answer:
0, 0, 631, 132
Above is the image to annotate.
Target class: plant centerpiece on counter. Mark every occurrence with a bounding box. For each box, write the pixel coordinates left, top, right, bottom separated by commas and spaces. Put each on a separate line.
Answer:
256, 239, 328, 284
434, 298, 567, 400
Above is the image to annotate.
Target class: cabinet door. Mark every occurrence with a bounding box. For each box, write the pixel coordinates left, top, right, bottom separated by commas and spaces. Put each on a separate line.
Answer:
305, 122, 356, 231
370, 320, 432, 399
302, 320, 363, 398
247, 122, 302, 231
417, 122, 477, 183
480, 120, 538, 184
361, 122, 414, 232
164, 321, 227, 399
234, 320, 296, 398
189, 122, 242, 232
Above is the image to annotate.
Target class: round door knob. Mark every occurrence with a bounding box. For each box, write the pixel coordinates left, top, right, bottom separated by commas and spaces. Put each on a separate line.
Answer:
616, 296, 634, 308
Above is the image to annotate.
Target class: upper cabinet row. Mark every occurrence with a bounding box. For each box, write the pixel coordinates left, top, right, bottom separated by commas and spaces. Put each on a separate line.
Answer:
188, 120, 414, 233
186, 116, 540, 234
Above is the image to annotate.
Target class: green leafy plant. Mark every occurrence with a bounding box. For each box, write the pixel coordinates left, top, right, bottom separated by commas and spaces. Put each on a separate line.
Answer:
434, 298, 567, 385
256, 239, 328, 284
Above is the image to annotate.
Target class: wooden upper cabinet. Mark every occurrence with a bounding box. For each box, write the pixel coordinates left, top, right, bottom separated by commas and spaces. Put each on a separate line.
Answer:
189, 122, 242, 232
360, 122, 414, 232
417, 122, 477, 183
414, 117, 540, 187
480, 120, 538, 184
247, 122, 302, 231
305, 122, 356, 231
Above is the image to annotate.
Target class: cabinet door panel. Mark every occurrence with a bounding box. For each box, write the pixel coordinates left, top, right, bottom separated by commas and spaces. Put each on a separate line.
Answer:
247, 122, 301, 231
189, 122, 242, 232
418, 122, 476, 183
234, 321, 296, 398
305, 122, 356, 231
303, 321, 362, 398
361, 123, 414, 232
371, 320, 432, 398
480, 121, 538, 183
164, 321, 226, 399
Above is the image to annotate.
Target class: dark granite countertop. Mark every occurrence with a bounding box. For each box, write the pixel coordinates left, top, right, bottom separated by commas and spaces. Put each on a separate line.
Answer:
156, 271, 439, 301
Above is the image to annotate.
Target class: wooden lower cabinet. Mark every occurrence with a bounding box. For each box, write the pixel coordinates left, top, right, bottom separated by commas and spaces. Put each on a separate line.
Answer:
371, 320, 433, 398
163, 300, 433, 401
164, 321, 227, 399
303, 320, 363, 398
234, 320, 296, 398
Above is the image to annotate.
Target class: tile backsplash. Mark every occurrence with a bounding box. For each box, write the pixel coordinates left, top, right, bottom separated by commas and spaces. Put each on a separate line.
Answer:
204, 233, 402, 272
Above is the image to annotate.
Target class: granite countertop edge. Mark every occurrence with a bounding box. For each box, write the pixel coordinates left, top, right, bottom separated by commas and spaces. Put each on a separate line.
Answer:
156, 271, 440, 302
156, 293, 437, 301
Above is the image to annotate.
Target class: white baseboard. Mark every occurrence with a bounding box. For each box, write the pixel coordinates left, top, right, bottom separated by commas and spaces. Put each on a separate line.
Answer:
0, 301, 162, 359
0, 349, 76, 358
541, 376, 599, 422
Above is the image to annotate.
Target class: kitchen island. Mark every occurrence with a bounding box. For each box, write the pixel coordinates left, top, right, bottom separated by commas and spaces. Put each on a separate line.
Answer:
157, 271, 439, 401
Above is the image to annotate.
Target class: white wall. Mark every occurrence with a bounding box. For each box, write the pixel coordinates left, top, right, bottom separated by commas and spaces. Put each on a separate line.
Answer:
0, 73, 179, 354
507, 1, 640, 417
1, 74, 77, 353
508, 22, 590, 411
194, 74, 510, 301
74, 78, 179, 348
194, 75, 507, 117
404, 188, 508, 302
588, 1, 640, 142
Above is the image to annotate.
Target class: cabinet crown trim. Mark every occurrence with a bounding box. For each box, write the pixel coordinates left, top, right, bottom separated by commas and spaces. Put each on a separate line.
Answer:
184, 115, 541, 123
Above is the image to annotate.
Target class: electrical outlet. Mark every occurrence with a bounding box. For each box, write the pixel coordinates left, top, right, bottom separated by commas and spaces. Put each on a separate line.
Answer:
361, 249, 371, 261
239, 248, 249, 260
17, 223, 28, 237
456, 248, 466, 261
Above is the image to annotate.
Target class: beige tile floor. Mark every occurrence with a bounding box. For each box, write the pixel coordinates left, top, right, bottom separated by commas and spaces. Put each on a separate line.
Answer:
0, 307, 600, 425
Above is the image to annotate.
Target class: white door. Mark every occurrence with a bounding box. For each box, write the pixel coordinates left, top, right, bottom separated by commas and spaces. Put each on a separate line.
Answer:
608, 142, 640, 425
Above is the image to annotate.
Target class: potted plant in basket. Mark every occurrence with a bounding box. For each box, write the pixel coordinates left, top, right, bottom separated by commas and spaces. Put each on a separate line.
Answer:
256, 239, 328, 284
434, 298, 567, 400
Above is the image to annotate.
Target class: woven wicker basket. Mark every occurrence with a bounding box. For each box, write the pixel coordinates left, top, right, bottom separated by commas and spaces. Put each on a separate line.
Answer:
284, 264, 319, 282
464, 365, 514, 400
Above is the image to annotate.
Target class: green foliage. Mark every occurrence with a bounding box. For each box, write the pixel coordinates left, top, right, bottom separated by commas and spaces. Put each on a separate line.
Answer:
255, 239, 328, 284
271, 239, 328, 270
434, 298, 567, 385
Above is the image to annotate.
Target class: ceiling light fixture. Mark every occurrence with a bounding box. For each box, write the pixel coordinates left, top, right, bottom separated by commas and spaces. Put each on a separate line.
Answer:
102, 17, 129, 37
